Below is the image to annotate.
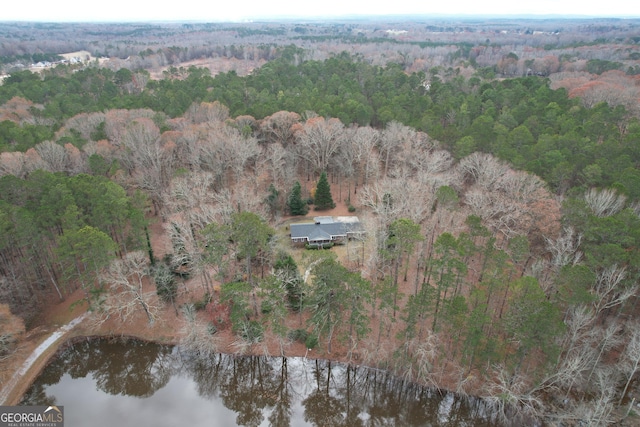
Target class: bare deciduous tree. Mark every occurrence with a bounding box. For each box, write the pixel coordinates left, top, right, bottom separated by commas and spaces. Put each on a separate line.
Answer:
560, 351, 596, 394
96, 251, 159, 325
620, 324, 640, 404
261, 143, 297, 188
458, 152, 510, 190
545, 227, 583, 269
586, 322, 622, 384
167, 218, 213, 293
64, 143, 85, 174
104, 109, 155, 146
414, 149, 454, 179
569, 368, 618, 426
259, 110, 300, 146
35, 140, 67, 172
486, 365, 543, 425
379, 121, 416, 177
233, 179, 269, 218
0, 152, 26, 177
218, 126, 260, 185
185, 101, 229, 124
592, 265, 636, 316
465, 188, 525, 237
347, 126, 380, 188
22, 148, 48, 175
167, 171, 219, 228
233, 115, 257, 135
198, 125, 226, 185
294, 116, 345, 174
502, 171, 547, 204
119, 118, 175, 214
172, 128, 200, 170
559, 305, 596, 361
584, 187, 627, 217
180, 303, 220, 358
459, 154, 552, 238
59, 112, 106, 141
82, 139, 117, 159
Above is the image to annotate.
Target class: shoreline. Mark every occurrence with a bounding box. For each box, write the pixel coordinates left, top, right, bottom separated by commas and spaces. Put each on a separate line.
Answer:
0, 314, 90, 406
6, 310, 623, 426
3, 319, 443, 407
1, 328, 183, 406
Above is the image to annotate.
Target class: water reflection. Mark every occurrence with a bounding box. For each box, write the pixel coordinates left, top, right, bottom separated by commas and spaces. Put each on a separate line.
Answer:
22, 339, 498, 426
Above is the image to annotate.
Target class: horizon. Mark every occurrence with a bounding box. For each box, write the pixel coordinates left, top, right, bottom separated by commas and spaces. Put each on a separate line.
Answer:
2, 0, 640, 23
4, 14, 640, 24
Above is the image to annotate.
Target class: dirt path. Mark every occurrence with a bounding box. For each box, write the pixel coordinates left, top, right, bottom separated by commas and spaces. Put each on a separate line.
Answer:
0, 313, 87, 405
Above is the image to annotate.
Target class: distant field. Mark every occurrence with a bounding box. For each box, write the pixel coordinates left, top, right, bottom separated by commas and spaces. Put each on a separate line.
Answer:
27, 50, 108, 73
59, 50, 92, 61
148, 57, 267, 79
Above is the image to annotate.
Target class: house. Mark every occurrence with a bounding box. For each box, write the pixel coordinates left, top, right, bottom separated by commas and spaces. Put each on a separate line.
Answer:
290, 216, 363, 248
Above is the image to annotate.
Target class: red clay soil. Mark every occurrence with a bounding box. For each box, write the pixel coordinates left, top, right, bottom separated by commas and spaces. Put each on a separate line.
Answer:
0, 180, 485, 405
0, 183, 366, 405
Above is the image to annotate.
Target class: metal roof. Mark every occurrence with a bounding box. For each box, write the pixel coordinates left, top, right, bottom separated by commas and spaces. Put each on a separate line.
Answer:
290, 217, 362, 242
290, 222, 344, 241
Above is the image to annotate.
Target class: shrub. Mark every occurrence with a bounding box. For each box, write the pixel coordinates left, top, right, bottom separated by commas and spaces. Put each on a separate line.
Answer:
261, 300, 272, 314
305, 242, 334, 250
152, 263, 177, 303
0, 333, 18, 358
240, 320, 263, 342
305, 334, 318, 349
207, 322, 218, 335
288, 328, 309, 343
194, 292, 212, 311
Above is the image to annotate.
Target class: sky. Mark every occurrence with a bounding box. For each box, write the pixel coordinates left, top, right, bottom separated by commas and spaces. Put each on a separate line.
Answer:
2, 0, 639, 22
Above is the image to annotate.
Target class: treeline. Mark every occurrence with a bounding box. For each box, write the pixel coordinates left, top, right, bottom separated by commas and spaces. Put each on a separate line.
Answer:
2, 20, 638, 73
2, 54, 640, 199
0, 53, 63, 66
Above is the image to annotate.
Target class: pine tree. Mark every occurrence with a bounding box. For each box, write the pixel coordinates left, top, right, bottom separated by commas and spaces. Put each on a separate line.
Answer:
266, 183, 280, 217
287, 181, 308, 215
314, 171, 335, 210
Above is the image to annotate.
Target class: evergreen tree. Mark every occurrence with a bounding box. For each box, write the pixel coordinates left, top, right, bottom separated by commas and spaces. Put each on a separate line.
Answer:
274, 253, 304, 311
266, 183, 280, 217
314, 171, 335, 210
287, 181, 308, 216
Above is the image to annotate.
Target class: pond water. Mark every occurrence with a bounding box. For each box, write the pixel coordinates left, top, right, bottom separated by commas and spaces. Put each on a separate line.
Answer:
21, 338, 499, 426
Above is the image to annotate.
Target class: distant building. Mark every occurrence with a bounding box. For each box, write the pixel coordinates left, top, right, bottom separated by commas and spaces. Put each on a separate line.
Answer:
385, 29, 408, 36
290, 216, 364, 248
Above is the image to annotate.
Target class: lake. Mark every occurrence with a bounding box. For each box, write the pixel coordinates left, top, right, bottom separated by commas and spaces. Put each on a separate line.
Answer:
21, 338, 498, 426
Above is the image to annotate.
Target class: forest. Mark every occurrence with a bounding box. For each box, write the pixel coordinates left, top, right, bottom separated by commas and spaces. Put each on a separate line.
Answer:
1, 18, 640, 425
